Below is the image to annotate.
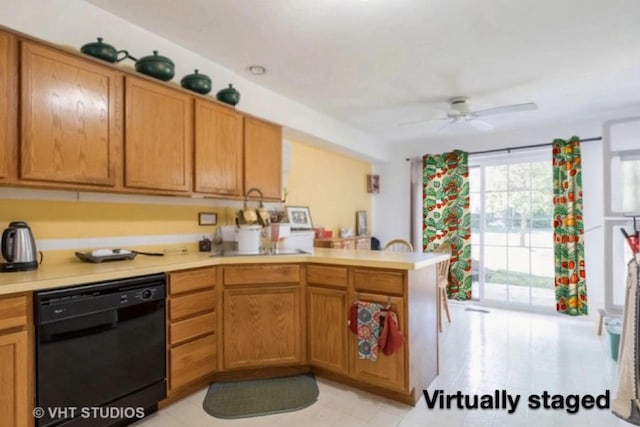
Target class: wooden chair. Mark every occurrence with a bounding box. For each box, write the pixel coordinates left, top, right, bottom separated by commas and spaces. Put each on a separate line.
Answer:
383, 239, 414, 252
432, 242, 452, 332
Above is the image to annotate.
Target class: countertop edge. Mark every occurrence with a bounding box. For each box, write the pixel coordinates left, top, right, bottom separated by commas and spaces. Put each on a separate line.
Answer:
0, 249, 450, 295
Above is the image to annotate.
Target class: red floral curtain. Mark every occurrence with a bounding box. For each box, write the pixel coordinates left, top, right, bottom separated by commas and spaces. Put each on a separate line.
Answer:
552, 136, 588, 315
423, 150, 472, 300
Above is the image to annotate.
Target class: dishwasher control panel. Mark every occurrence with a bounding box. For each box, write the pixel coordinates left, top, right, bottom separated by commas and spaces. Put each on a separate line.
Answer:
35, 273, 166, 324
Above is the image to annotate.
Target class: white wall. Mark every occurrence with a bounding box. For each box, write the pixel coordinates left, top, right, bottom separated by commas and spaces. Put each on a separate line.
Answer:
0, 0, 388, 162
373, 111, 640, 319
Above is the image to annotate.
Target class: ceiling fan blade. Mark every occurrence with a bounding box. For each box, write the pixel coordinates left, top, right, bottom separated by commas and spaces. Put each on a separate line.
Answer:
397, 118, 430, 127
467, 118, 494, 131
436, 120, 455, 134
473, 102, 538, 117
397, 116, 447, 127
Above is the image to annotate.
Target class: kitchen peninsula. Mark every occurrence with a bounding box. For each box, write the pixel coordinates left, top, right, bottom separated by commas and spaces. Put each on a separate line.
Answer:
0, 248, 448, 425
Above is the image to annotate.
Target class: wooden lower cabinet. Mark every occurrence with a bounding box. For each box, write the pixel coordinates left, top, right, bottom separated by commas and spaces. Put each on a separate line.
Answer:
222, 263, 302, 370
307, 286, 348, 375
169, 334, 217, 390
166, 268, 217, 396
223, 285, 301, 369
350, 293, 406, 391
0, 293, 30, 427
307, 264, 408, 394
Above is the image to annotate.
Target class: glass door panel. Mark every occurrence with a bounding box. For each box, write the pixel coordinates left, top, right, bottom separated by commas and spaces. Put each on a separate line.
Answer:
472, 157, 554, 309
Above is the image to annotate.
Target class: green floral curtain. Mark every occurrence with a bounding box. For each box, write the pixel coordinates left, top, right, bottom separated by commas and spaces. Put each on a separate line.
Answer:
423, 150, 472, 300
552, 136, 588, 315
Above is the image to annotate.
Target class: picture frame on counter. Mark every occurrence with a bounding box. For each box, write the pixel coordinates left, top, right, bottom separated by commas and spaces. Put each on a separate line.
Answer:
356, 210, 368, 236
198, 212, 217, 226
286, 206, 313, 230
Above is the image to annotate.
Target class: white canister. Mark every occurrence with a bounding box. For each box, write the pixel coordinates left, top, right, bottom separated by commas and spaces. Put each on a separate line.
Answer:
237, 225, 261, 254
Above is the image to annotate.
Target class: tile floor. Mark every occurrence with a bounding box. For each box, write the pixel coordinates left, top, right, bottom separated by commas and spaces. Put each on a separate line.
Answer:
135, 303, 628, 426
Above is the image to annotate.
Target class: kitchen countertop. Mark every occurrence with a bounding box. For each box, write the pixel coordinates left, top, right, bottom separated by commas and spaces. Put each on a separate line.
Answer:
0, 248, 449, 296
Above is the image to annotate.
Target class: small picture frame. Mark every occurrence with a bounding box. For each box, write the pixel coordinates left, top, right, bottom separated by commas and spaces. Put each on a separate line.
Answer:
198, 212, 217, 226
286, 206, 313, 230
367, 174, 380, 194
356, 210, 368, 236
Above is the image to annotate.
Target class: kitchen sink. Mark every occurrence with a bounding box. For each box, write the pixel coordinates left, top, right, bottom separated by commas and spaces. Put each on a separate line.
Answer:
209, 249, 311, 257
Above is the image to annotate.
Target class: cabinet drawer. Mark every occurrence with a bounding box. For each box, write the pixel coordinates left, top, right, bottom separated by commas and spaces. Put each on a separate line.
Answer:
307, 265, 347, 288
169, 333, 216, 390
224, 264, 300, 285
169, 311, 216, 345
169, 288, 216, 320
169, 267, 216, 295
0, 294, 28, 330
353, 269, 405, 295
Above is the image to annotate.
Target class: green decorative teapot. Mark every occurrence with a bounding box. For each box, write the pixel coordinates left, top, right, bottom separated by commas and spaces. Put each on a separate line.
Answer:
216, 84, 240, 106
180, 69, 212, 95
81, 38, 132, 63
135, 51, 175, 81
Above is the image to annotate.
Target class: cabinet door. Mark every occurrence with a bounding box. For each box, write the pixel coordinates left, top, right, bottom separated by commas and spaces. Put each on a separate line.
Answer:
307, 286, 348, 374
244, 116, 282, 200
21, 42, 122, 186
125, 76, 192, 192
0, 31, 17, 183
351, 293, 407, 392
0, 330, 29, 427
194, 100, 243, 196
223, 286, 301, 369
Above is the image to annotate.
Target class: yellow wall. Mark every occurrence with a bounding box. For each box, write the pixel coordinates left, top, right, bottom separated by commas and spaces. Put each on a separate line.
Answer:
0, 140, 371, 264
286, 139, 372, 236
0, 197, 239, 264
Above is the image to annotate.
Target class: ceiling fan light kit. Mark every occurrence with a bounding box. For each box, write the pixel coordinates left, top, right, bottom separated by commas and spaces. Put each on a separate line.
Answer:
399, 96, 538, 132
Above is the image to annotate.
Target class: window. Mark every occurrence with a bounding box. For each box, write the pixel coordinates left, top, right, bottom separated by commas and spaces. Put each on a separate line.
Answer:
603, 117, 640, 313
470, 149, 555, 309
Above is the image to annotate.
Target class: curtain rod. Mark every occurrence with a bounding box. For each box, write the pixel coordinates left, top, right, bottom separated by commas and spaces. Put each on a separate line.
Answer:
405, 136, 602, 161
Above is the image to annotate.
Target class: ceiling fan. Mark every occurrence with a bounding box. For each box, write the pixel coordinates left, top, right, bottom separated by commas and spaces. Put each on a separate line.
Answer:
399, 97, 538, 132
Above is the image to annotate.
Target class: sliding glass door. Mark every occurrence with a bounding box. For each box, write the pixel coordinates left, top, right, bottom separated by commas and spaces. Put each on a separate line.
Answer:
470, 151, 555, 309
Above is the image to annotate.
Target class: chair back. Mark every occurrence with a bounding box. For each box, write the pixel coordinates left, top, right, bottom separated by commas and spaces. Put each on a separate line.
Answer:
432, 242, 452, 288
383, 239, 414, 252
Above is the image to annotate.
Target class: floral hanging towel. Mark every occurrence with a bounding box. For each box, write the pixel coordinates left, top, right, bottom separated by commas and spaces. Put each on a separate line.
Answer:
357, 301, 383, 361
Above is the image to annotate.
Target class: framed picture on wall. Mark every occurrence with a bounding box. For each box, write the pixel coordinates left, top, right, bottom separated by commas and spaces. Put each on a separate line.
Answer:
356, 210, 368, 236
367, 174, 380, 193
286, 206, 314, 230
198, 212, 217, 225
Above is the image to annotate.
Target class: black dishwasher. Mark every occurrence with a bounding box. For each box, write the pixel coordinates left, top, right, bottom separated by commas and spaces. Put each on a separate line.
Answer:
35, 273, 167, 427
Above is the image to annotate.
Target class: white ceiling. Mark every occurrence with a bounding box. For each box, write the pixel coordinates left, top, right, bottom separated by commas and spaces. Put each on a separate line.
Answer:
86, 0, 640, 145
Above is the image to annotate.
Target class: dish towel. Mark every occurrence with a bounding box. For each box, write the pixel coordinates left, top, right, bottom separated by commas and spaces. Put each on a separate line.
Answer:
379, 310, 404, 356
357, 301, 383, 361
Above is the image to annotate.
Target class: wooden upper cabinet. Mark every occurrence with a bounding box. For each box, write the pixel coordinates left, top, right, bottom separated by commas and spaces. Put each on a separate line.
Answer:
194, 100, 243, 196
244, 116, 282, 200
125, 76, 193, 193
20, 41, 122, 186
0, 31, 17, 183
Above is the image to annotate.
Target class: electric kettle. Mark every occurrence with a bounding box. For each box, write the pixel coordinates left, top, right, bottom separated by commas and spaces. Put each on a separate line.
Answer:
1, 221, 41, 272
